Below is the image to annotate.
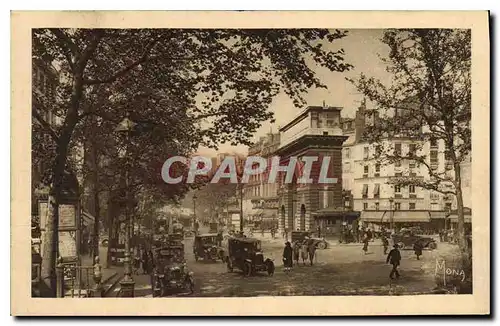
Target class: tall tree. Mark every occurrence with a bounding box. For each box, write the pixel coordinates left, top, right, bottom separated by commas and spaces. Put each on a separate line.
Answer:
349, 29, 471, 260
32, 28, 352, 296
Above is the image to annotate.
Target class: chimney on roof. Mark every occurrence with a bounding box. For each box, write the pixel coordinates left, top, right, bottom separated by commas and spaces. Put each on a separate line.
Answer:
323, 100, 327, 109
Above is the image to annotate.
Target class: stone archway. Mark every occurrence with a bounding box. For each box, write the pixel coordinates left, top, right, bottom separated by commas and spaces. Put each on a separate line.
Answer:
300, 204, 306, 231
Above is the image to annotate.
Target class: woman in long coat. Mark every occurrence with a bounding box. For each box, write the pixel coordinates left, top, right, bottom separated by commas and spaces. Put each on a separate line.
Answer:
282, 241, 293, 272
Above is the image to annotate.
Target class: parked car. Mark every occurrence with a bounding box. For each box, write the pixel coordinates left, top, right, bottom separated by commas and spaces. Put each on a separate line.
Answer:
193, 233, 225, 262
151, 243, 194, 297
225, 237, 275, 277
391, 229, 437, 250
291, 231, 329, 249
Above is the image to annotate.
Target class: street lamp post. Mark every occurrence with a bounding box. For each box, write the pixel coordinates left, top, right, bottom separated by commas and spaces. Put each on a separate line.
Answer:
115, 116, 136, 297
389, 197, 394, 231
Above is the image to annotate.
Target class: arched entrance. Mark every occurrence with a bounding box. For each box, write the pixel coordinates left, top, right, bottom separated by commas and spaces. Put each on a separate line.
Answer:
280, 205, 286, 233
300, 204, 306, 231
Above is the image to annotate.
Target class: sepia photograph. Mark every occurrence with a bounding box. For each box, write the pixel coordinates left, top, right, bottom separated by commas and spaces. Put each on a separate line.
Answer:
11, 11, 490, 315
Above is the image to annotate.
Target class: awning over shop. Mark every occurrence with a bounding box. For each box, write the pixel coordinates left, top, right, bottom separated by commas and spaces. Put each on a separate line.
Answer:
392, 211, 430, 222
360, 211, 386, 222
429, 211, 447, 219
262, 209, 277, 219
313, 207, 361, 219
449, 214, 472, 223
82, 210, 95, 226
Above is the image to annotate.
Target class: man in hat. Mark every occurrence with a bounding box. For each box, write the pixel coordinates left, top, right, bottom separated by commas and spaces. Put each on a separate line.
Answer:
386, 244, 401, 279
282, 241, 293, 272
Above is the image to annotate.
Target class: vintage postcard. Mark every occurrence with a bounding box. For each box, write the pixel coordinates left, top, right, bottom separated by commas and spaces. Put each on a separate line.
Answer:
11, 11, 490, 316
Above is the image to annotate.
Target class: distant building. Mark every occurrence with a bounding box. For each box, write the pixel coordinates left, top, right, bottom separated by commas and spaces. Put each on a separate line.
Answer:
244, 132, 281, 224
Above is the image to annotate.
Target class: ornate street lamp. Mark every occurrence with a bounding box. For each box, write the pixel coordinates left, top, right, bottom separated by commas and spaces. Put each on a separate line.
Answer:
115, 116, 136, 297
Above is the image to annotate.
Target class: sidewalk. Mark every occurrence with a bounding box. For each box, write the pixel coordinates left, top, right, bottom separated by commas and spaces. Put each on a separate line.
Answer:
80, 246, 121, 289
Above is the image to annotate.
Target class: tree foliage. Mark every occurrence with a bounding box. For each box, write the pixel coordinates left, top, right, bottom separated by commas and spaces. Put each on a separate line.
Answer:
32, 28, 353, 296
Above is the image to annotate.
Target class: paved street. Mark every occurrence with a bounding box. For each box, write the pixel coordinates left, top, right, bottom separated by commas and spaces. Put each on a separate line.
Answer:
122, 235, 459, 298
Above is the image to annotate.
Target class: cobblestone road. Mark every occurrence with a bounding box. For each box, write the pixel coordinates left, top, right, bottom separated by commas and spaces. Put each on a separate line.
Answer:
124, 235, 459, 298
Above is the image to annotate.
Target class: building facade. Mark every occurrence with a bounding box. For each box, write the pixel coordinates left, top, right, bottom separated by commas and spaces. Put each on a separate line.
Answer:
273, 105, 356, 237
347, 102, 472, 231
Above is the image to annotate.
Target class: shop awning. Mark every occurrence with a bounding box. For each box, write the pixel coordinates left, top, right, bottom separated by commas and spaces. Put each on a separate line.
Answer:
313, 207, 360, 219
262, 209, 277, 219
449, 214, 472, 223
392, 211, 430, 222
82, 211, 95, 226
360, 211, 386, 222
429, 211, 447, 219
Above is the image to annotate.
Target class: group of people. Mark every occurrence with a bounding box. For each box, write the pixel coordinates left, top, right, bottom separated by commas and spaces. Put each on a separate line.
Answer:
133, 245, 154, 275
282, 238, 317, 272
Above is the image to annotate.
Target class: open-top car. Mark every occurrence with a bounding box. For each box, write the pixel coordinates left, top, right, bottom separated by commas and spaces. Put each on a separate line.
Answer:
151, 243, 194, 297
391, 229, 437, 250
225, 237, 275, 277
291, 231, 329, 249
193, 233, 224, 262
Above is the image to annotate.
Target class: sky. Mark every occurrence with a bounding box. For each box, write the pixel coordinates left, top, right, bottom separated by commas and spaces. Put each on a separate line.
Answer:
196, 29, 391, 157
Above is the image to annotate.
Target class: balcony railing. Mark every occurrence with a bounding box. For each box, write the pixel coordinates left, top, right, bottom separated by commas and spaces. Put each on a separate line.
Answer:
280, 127, 343, 148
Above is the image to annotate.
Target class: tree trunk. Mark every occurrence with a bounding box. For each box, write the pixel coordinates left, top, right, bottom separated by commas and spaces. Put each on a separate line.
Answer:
39, 75, 84, 297
454, 162, 468, 255
106, 191, 113, 269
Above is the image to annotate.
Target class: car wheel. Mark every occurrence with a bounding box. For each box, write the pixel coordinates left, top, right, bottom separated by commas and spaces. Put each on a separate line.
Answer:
102, 239, 108, 247
317, 241, 327, 250
428, 242, 437, 250
266, 260, 275, 276
243, 262, 252, 277
226, 259, 233, 272
397, 242, 406, 250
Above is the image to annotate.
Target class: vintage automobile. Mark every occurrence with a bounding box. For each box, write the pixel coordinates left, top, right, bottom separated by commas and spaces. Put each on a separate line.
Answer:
151, 243, 195, 297
291, 231, 329, 249
193, 233, 225, 262
225, 237, 275, 277
391, 229, 437, 250
209, 222, 218, 233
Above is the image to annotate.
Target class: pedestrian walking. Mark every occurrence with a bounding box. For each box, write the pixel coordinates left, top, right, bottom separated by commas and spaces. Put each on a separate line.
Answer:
362, 233, 369, 254
216, 230, 223, 247
307, 240, 317, 266
367, 229, 373, 242
413, 241, 423, 260
386, 244, 401, 279
282, 241, 293, 272
292, 241, 301, 266
317, 225, 321, 238
141, 246, 149, 275
300, 240, 308, 265
381, 234, 389, 255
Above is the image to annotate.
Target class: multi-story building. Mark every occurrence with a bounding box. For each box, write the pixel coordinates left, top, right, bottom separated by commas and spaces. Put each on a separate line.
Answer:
348, 102, 472, 231
273, 104, 358, 237
244, 132, 281, 224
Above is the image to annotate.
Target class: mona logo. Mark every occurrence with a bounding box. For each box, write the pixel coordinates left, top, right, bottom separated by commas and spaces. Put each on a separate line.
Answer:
435, 259, 466, 286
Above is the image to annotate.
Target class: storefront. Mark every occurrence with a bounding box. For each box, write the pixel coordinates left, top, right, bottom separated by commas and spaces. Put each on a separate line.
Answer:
361, 210, 431, 232
312, 207, 360, 239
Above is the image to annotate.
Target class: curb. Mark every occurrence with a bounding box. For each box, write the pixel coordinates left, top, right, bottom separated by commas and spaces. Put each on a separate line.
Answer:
103, 273, 122, 297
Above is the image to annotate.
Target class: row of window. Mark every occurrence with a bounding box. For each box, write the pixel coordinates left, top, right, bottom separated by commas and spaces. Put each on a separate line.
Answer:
361, 184, 416, 198
363, 202, 416, 211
